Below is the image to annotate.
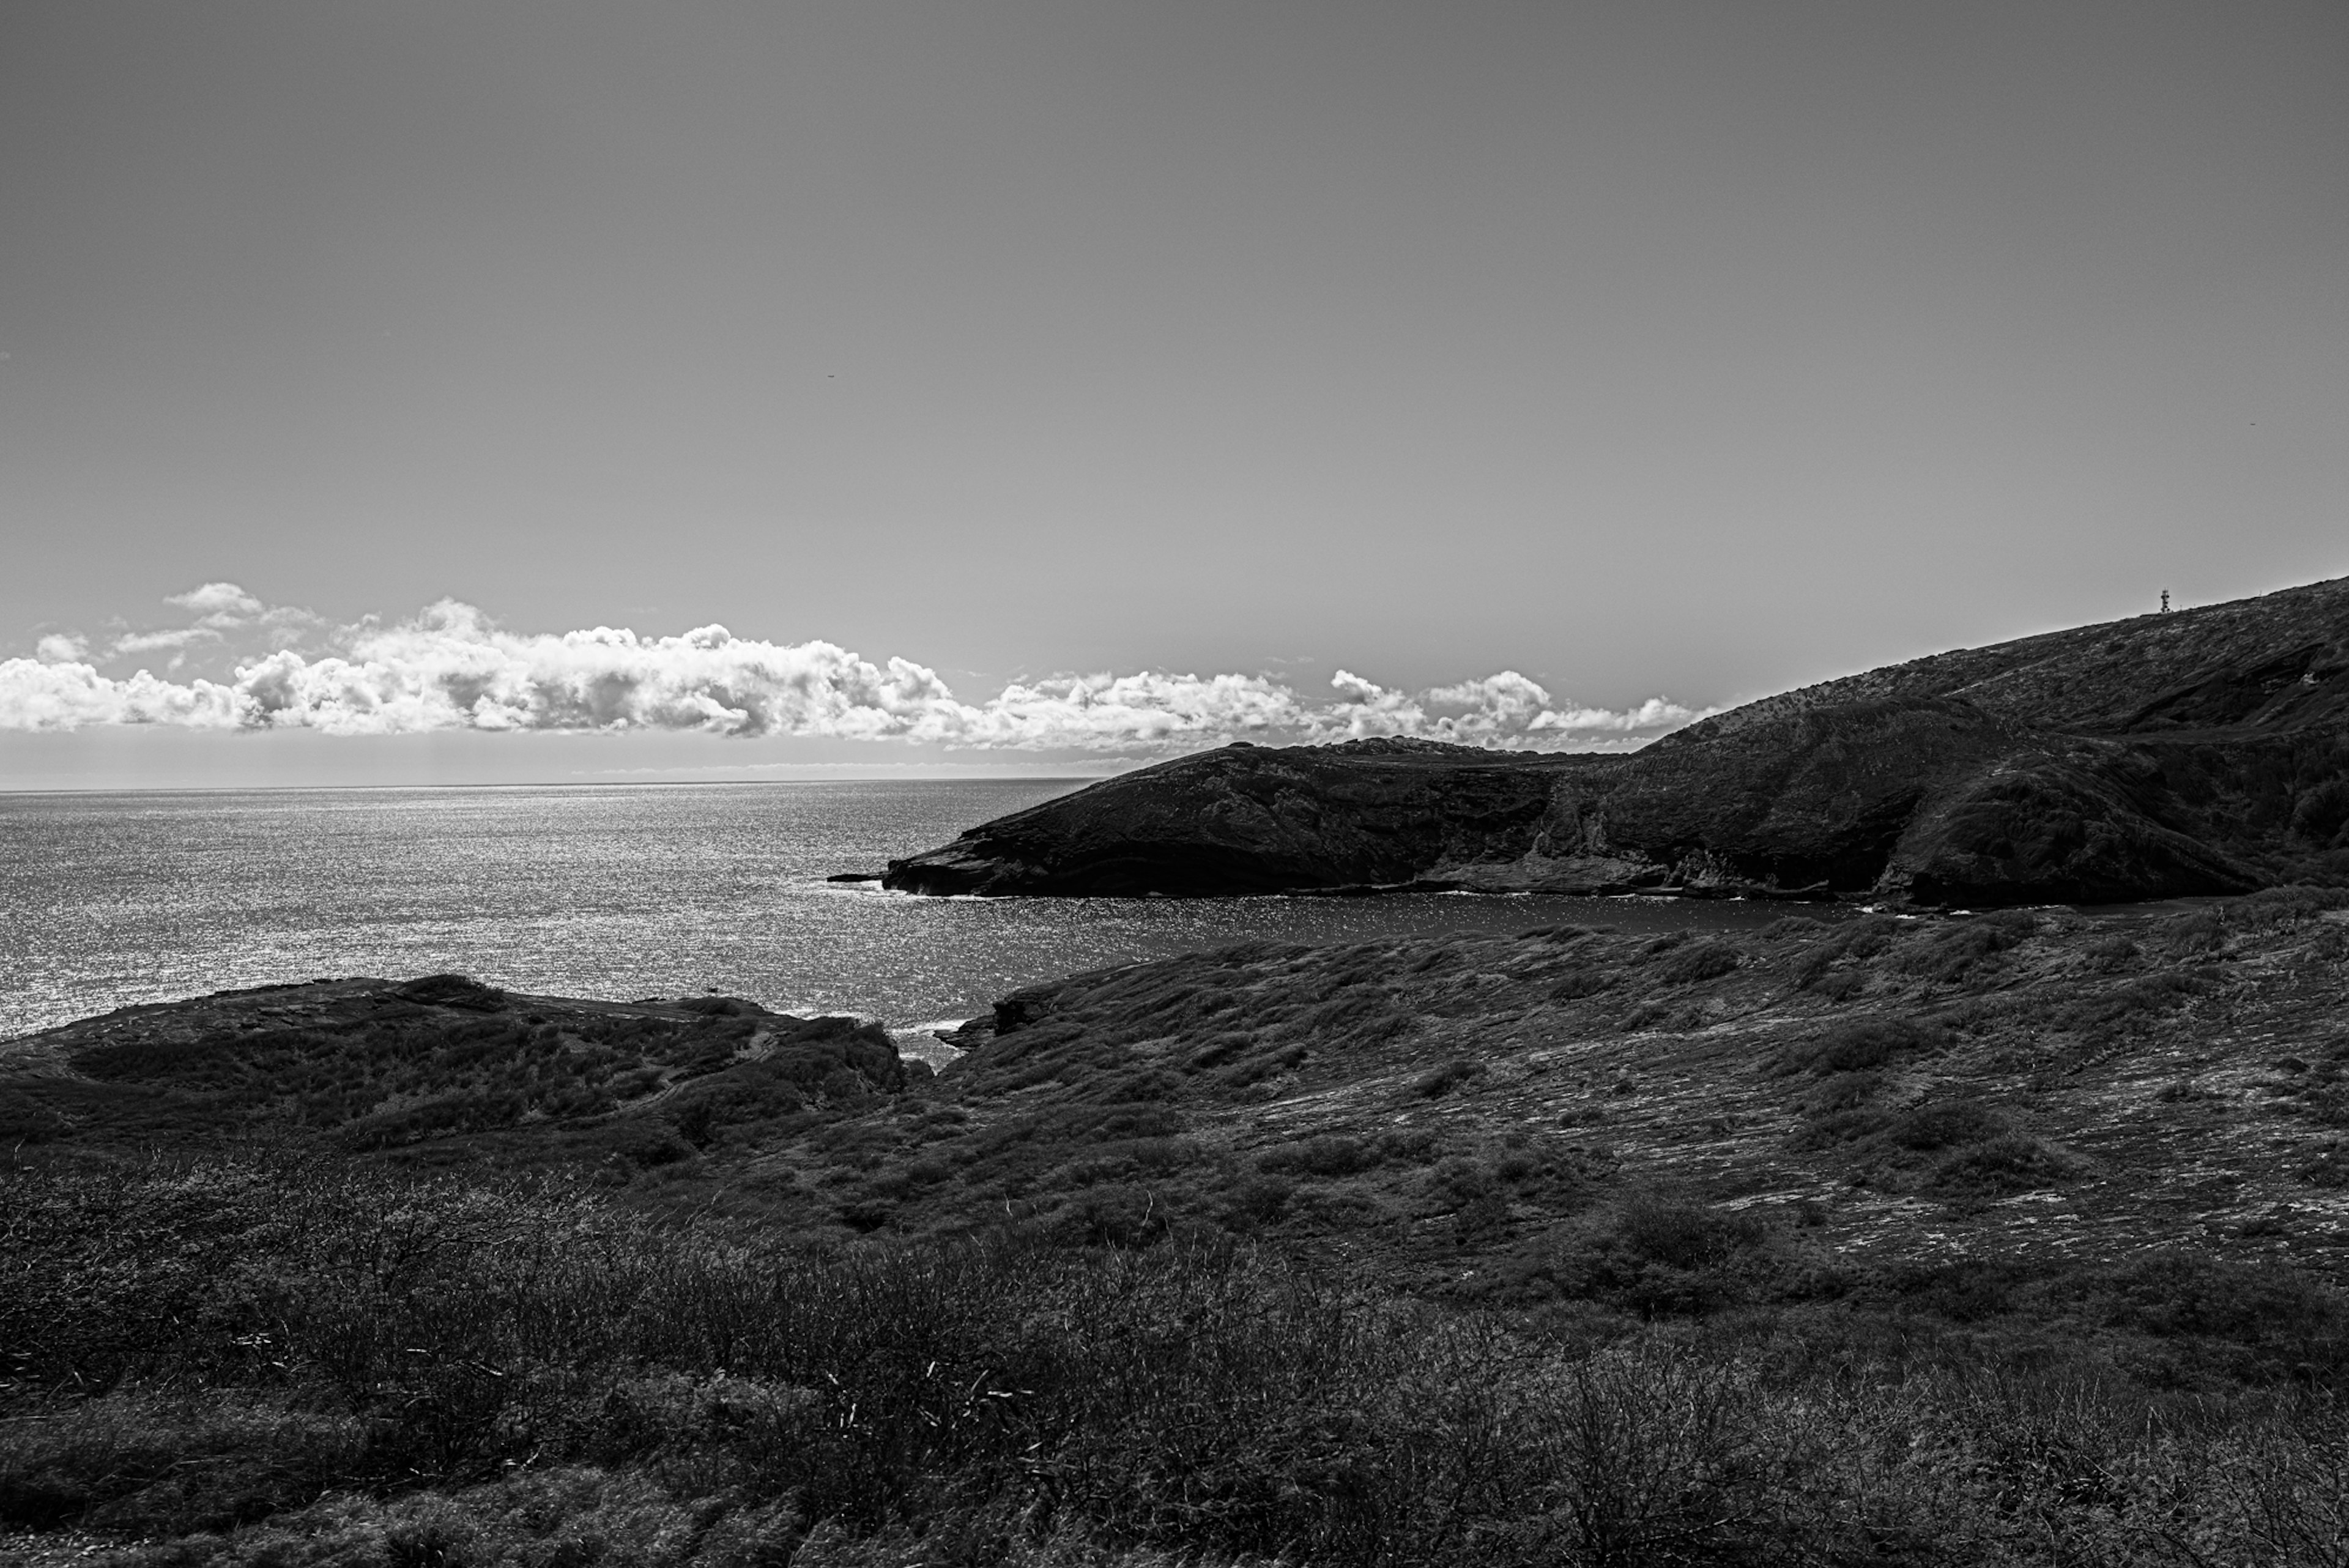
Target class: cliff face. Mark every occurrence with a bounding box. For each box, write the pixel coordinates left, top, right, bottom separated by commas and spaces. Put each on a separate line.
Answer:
884, 579, 2349, 905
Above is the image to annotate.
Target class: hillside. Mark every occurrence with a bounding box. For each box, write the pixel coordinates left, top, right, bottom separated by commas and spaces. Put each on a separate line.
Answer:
10, 894, 2349, 1303
9, 893, 2349, 1563
882, 577, 2349, 904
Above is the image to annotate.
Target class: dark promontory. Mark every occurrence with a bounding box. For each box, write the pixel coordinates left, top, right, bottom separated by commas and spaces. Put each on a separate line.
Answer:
885, 576, 2349, 905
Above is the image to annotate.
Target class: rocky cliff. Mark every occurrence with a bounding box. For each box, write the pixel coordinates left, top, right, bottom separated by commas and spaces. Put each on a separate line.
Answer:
884, 578, 2349, 905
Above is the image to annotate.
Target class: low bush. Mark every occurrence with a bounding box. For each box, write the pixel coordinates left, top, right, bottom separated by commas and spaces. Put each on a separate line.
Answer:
2057, 970, 2215, 1038
1614, 1198, 1768, 1271
1653, 940, 1743, 986
1546, 966, 1611, 1001
2162, 908, 2229, 955
1843, 914, 1903, 952
1899, 915, 2033, 983
1809, 968, 1869, 1001
1924, 1134, 2076, 1197
1885, 1100, 2005, 1151
1414, 1059, 1485, 1098
1257, 1135, 1378, 1178
1220, 1043, 1308, 1089
2233, 883, 2349, 925
1802, 1016, 1946, 1075
1806, 1071, 1880, 1113
2082, 932, 2140, 970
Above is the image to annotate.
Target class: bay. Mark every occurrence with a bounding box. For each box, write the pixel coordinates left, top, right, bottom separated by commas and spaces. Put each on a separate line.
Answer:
0, 780, 1799, 1053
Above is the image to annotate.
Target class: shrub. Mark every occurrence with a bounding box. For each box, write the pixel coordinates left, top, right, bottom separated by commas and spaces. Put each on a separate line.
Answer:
1838, 915, 1902, 959
1415, 1059, 1485, 1098
613, 1123, 696, 1169
1614, 1198, 1768, 1271
2056, 970, 2214, 1037
1219, 1044, 1307, 1089
2082, 1252, 2349, 1382
1372, 1127, 1444, 1164
1803, 1016, 1945, 1074
1809, 968, 1869, 1001
1653, 941, 1743, 986
1790, 1107, 1886, 1150
1183, 1033, 1254, 1072
1548, 967, 1612, 1001
1428, 1156, 1494, 1207
1900, 918, 2028, 983
2163, 908, 2228, 955
1789, 946, 1839, 990
1885, 1100, 2005, 1151
1924, 1134, 2075, 1197
2082, 933, 2140, 970
1808, 1071, 1881, 1114
1257, 1135, 1377, 1178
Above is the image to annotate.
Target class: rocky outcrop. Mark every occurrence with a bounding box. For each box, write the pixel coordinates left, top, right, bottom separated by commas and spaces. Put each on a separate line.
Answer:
883, 579, 2349, 905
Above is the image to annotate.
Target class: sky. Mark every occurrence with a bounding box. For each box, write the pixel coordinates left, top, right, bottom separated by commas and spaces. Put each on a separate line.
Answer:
3, 1, 2345, 788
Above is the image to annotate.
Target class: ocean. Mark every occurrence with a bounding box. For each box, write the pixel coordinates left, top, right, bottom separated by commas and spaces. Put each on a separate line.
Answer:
0, 780, 1800, 1057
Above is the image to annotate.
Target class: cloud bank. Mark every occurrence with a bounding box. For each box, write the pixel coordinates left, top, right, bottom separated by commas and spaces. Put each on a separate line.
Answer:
2, 587, 1712, 752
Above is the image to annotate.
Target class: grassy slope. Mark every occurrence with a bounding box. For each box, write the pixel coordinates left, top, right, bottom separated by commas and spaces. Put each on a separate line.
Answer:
9, 896, 2349, 1563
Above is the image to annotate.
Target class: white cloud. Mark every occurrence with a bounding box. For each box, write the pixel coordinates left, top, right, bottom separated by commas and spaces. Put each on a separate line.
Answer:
33, 634, 86, 664
165, 582, 265, 617
110, 627, 218, 656
1529, 695, 1710, 733
0, 658, 244, 730
3, 595, 1713, 752
957, 670, 1313, 750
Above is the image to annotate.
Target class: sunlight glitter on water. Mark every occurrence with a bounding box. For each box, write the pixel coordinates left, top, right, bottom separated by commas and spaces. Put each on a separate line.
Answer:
0, 780, 1803, 1040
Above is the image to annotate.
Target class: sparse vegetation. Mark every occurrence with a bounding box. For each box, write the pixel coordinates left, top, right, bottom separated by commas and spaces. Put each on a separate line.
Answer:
9, 1156, 2349, 1567
12, 894, 2349, 1562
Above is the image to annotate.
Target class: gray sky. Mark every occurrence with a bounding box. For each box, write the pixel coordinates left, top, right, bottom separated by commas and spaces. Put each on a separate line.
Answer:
4, 1, 2345, 786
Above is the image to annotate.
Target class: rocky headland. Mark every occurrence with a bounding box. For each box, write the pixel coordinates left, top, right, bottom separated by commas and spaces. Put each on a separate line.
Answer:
883, 576, 2349, 905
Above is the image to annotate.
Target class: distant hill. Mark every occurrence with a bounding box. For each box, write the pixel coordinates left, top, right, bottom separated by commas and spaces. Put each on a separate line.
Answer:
883, 577, 2349, 904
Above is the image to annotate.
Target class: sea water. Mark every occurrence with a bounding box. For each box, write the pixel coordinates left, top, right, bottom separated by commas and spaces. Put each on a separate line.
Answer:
0, 781, 1800, 1049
